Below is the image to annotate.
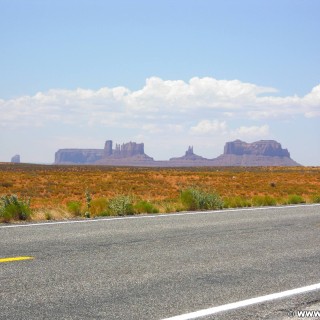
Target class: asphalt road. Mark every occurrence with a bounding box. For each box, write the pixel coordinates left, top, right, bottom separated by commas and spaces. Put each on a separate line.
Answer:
1, 205, 320, 320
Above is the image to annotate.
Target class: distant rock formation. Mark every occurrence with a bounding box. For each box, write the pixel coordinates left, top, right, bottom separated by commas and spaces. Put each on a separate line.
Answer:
213, 140, 300, 166
170, 146, 207, 161
55, 140, 153, 164
11, 155, 20, 163
223, 140, 290, 157
54, 149, 104, 164
54, 139, 300, 166
167, 140, 299, 166
104, 141, 151, 159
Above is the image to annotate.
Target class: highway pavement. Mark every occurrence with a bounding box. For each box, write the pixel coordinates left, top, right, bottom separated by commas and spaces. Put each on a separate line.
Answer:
1, 204, 320, 319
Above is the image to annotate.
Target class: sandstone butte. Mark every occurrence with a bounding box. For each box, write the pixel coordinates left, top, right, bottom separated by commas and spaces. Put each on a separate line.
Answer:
10, 154, 20, 163
54, 139, 301, 167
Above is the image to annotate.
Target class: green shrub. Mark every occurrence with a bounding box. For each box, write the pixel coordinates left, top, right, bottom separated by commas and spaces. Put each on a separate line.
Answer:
67, 201, 82, 217
108, 195, 134, 216
181, 187, 223, 211
0, 194, 32, 222
287, 194, 305, 204
134, 200, 159, 214
98, 210, 112, 217
252, 195, 277, 207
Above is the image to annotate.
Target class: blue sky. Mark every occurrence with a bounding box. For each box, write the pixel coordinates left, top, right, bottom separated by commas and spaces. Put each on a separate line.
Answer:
1, 0, 319, 165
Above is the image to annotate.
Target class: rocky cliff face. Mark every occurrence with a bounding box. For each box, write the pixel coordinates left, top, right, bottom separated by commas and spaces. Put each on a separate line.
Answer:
112, 142, 146, 158
224, 140, 290, 157
96, 141, 153, 164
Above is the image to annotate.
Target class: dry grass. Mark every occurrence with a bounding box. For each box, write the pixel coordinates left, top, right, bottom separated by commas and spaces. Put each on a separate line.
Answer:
1, 163, 320, 220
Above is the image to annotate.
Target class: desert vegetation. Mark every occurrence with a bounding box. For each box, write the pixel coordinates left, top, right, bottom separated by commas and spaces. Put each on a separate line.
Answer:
0, 194, 32, 222
0, 163, 319, 222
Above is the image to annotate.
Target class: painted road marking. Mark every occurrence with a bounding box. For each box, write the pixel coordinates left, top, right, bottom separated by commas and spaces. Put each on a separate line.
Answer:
161, 282, 320, 320
0, 203, 319, 229
0, 256, 34, 263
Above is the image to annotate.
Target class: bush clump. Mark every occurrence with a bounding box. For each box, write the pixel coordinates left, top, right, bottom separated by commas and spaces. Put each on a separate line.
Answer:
134, 200, 159, 214
181, 187, 223, 211
287, 194, 306, 204
66, 201, 82, 217
0, 194, 32, 222
108, 195, 134, 216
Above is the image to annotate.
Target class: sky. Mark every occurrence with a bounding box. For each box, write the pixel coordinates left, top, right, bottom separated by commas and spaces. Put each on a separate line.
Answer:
0, 0, 319, 165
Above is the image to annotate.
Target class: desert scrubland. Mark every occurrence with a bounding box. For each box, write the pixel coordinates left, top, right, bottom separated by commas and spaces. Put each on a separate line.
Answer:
0, 163, 319, 222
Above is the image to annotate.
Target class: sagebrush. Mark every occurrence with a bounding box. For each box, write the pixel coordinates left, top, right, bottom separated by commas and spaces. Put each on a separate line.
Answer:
108, 195, 134, 216
181, 187, 223, 211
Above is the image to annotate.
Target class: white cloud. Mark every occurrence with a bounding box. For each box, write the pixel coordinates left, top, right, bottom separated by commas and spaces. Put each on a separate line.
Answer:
190, 120, 227, 135
302, 84, 320, 117
1, 77, 319, 131
190, 120, 269, 140
141, 124, 162, 134
141, 123, 184, 134
232, 125, 270, 139
125, 76, 278, 112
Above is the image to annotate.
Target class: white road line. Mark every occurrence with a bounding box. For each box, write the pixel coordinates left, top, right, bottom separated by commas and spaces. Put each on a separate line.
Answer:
161, 282, 320, 320
0, 203, 319, 229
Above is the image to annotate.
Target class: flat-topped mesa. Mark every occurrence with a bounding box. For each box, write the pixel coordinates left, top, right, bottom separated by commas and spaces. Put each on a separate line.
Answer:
213, 139, 300, 166
55, 149, 104, 164
224, 140, 290, 157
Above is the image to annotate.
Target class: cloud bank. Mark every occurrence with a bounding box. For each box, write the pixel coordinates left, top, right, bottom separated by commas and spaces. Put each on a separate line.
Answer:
1, 77, 319, 144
